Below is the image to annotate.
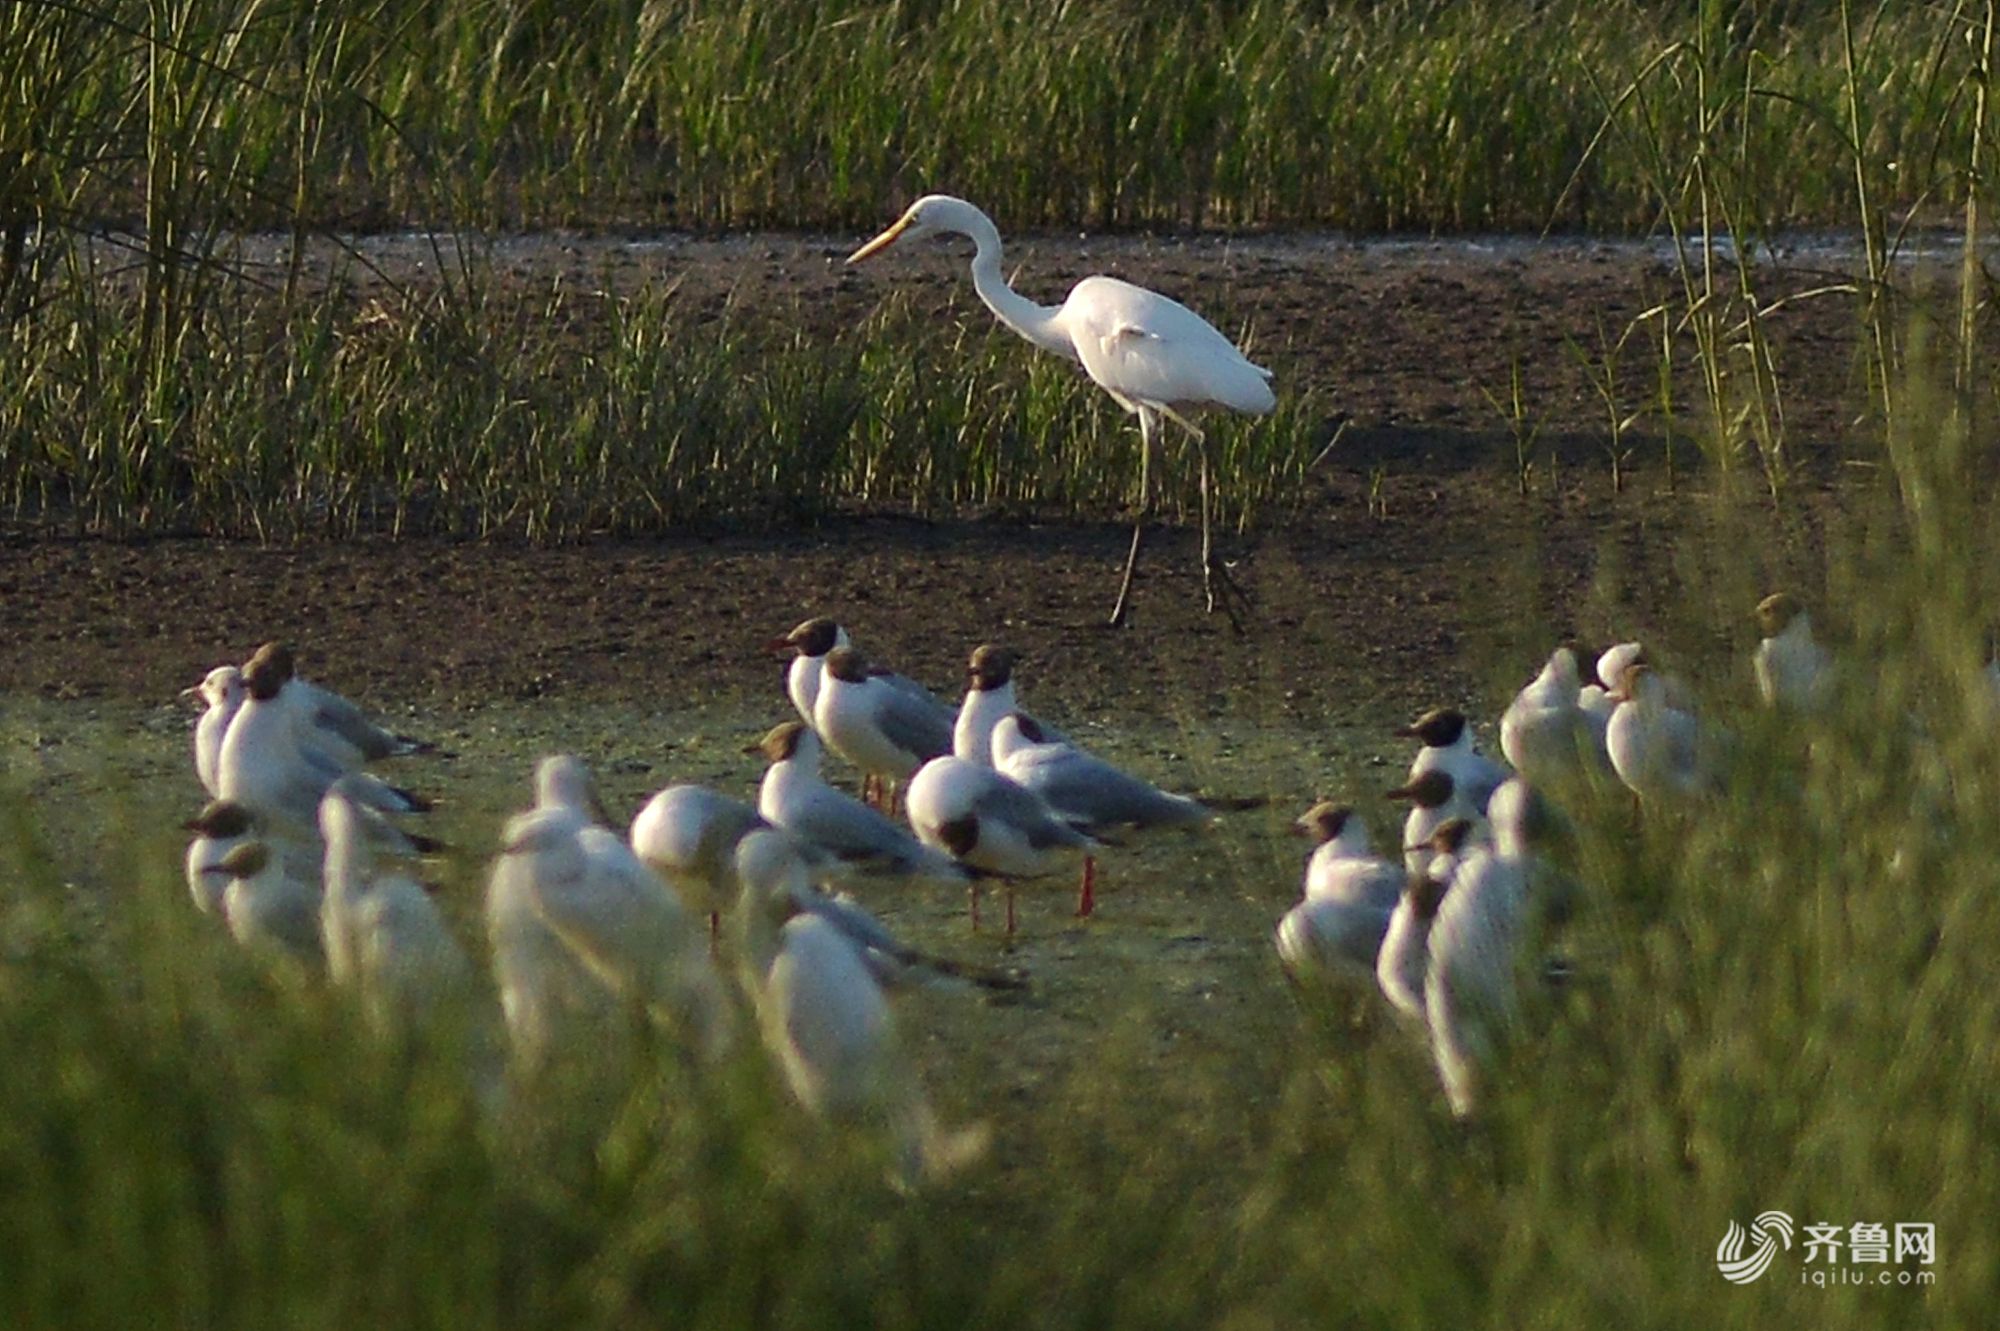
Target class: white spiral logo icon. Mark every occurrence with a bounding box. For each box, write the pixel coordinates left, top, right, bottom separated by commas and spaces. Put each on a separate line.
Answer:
1716, 1210, 1795, 1284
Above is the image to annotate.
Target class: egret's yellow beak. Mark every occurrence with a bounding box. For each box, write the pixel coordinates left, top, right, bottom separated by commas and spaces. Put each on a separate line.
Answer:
846, 214, 913, 264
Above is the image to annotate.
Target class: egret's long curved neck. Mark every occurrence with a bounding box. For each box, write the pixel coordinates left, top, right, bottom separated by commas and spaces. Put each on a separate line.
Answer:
950, 204, 1074, 361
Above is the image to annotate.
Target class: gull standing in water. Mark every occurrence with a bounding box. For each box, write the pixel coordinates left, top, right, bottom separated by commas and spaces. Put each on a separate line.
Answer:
1753, 593, 1832, 712
1397, 708, 1511, 812
752, 720, 970, 886
847, 194, 1275, 628
815, 646, 955, 812
1272, 804, 1402, 990
734, 830, 989, 1188
990, 713, 1210, 916
905, 753, 1098, 933
952, 644, 1067, 764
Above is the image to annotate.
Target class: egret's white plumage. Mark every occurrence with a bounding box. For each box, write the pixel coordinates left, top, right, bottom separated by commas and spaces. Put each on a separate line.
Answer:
734, 830, 988, 1187
849, 194, 1275, 625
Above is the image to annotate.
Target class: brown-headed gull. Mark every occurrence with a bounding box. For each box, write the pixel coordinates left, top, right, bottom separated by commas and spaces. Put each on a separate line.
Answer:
1396, 707, 1511, 812
1753, 592, 1832, 712
904, 753, 1097, 934
753, 721, 969, 886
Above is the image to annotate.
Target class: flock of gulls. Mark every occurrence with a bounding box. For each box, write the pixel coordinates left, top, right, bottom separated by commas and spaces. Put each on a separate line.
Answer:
170, 593, 1853, 1180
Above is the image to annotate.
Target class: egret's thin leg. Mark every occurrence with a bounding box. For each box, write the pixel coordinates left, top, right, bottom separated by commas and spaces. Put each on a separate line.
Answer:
1196, 434, 1250, 635
1109, 408, 1156, 627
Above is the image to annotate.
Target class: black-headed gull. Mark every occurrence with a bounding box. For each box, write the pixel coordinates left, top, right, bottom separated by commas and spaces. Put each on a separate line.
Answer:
733, 829, 989, 1187
1753, 593, 1832, 712
183, 666, 245, 796
1375, 817, 1481, 1025
1386, 768, 1482, 876
1424, 779, 1562, 1118
213, 839, 324, 971
815, 646, 955, 808
765, 617, 848, 730
183, 799, 315, 918
1396, 707, 1511, 812
1273, 804, 1400, 990
245, 641, 432, 765
952, 644, 1067, 764
319, 781, 471, 1039
905, 753, 1097, 933
753, 721, 969, 886
1501, 645, 1610, 788
216, 648, 431, 834
493, 757, 735, 1066
1606, 664, 1707, 802
629, 782, 772, 938
988, 712, 1207, 916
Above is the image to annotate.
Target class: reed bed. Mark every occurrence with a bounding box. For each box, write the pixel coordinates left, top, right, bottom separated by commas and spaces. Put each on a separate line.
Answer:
0, 0, 1975, 236
0, 0, 1992, 533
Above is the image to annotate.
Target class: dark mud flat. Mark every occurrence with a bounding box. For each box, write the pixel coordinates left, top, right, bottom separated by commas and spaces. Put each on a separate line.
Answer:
3, 478, 1839, 726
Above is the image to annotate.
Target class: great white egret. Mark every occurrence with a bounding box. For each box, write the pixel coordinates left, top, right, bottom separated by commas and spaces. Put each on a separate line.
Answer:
847, 194, 1276, 628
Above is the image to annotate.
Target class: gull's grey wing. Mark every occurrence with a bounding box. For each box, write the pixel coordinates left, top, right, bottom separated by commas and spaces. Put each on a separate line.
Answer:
970, 776, 1097, 851
788, 785, 964, 878
1008, 745, 1206, 832
872, 684, 955, 763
